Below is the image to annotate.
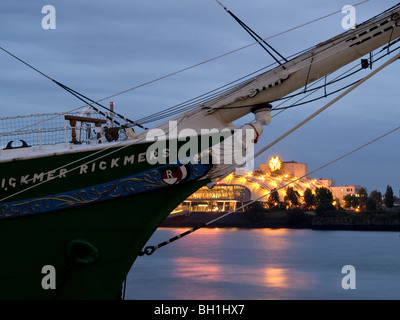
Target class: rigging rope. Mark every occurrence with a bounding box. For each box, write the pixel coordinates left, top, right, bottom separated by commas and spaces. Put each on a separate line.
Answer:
134, 43, 400, 125
140, 122, 400, 256
0, 0, 396, 255
272, 43, 400, 111
252, 51, 400, 161
270, 42, 400, 119
139, 50, 400, 256
0, 0, 375, 135
54, 81, 148, 130
215, 0, 288, 66
3, 49, 398, 204
84, 0, 370, 108
0, 46, 145, 130
1, 0, 371, 127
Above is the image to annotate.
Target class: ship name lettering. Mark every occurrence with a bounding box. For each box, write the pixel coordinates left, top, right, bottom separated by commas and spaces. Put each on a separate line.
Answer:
80, 164, 88, 174
47, 170, 56, 180
33, 172, 45, 183
0, 149, 170, 191
138, 152, 146, 163
8, 177, 16, 188
123, 154, 135, 165
0, 168, 70, 191
99, 161, 107, 170
111, 157, 120, 168
20, 175, 30, 185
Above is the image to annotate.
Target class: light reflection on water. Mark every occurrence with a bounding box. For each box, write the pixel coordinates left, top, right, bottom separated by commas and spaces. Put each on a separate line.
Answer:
264, 268, 288, 288
127, 228, 400, 300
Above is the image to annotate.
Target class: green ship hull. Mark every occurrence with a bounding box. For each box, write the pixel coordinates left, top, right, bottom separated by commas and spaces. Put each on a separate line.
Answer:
0, 178, 208, 299
0, 136, 215, 299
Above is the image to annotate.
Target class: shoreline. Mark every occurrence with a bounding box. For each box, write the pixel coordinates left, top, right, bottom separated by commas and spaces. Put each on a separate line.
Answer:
160, 211, 400, 231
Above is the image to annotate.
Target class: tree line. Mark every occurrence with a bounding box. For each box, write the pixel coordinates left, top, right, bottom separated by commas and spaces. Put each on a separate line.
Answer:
265, 185, 397, 213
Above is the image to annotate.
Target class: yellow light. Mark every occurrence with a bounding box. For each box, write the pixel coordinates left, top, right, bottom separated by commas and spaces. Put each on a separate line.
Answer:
264, 268, 287, 288
269, 156, 282, 172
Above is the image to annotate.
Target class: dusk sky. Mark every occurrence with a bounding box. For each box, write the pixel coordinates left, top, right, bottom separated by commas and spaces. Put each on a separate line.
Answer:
1, 0, 399, 196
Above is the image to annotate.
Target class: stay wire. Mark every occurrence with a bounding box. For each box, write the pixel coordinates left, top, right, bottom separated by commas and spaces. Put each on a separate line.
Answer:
134, 53, 357, 124
134, 57, 360, 125
1, 0, 371, 129
0, 46, 145, 130
135, 5, 395, 126
55, 81, 148, 130
270, 42, 400, 120
97, 0, 371, 108
133, 64, 275, 124
192, 43, 400, 115
134, 40, 343, 125
140, 124, 400, 256
251, 51, 400, 163
4, 49, 398, 204
0, 46, 54, 82
215, 0, 287, 65
139, 50, 400, 256
271, 43, 400, 112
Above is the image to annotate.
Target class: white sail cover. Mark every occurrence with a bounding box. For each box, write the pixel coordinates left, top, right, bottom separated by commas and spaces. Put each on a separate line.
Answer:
144, 4, 400, 134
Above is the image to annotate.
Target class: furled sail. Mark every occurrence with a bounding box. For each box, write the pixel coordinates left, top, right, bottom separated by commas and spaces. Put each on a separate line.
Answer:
145, 4, 400, 134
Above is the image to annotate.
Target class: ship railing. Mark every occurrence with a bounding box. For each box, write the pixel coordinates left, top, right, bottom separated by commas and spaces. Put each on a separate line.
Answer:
0, 109, 126, 150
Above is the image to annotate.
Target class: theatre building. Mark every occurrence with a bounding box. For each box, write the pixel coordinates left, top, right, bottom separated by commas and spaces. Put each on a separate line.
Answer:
172, 157, 331, 213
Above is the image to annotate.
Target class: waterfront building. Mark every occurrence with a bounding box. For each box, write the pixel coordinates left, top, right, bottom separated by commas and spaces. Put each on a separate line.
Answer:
173, 157, 330, 213
175, 183, 251, 213
172, 156, 368, 213
330, 185, 365, 207
259, 158, 307, 177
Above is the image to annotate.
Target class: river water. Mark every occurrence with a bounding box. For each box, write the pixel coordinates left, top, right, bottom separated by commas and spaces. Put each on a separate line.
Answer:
126, 228, 400, 300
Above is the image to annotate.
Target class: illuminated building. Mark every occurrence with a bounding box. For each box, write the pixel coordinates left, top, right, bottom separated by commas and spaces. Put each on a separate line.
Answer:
259, 158, 307, 177
172, 156, 367, 213
173, 157, 331, 213
330, 185, 365, 207
175, 184, 252, 213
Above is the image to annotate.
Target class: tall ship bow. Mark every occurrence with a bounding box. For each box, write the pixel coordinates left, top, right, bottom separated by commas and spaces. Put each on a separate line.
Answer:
0, 3, 399, 299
